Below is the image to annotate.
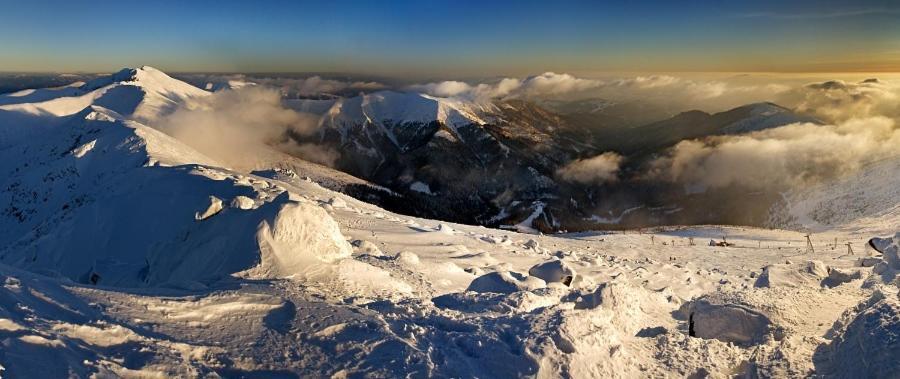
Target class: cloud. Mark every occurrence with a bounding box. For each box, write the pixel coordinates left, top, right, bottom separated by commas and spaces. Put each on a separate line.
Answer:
156, 87, 338, 169
778, 78, 900, 123
516, 72, 603, 97
182, 74, 386, 97
406, 80, 474, 97
647, 116, 900, 191
405, 73, 791, 112
407, 72, 602, 101
601, 75, 791, 110
274, 76, 385, 97
556, 152, 624, 184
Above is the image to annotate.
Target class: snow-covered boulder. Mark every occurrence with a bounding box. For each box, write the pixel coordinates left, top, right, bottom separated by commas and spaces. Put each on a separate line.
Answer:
685, 299, 773, 346
805, 260, 829, 278
857, 256, 882, 267
327, 196, 347, 208
869, 233, 900, 270
865, 233, 900, 285
195, 196, 224, 220
754, 263, 820, 288
352, 239, 384, 256
528, 259, 577, 286
394, 251, 420, 266
252, 199, 352, 278
435, 223, 455, 234
822, 268, 862, 287
467, 271, 545, 294
230, 196, 256, 210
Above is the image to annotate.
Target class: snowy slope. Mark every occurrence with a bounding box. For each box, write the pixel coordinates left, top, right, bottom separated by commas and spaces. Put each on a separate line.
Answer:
770, 156, 900, 234
0, 66, 207, 121
0, 66, 208, 149
718, 102, 819, 134
0, 105, 355, 287
0, 68, 897, 378
314, 90, 491, 148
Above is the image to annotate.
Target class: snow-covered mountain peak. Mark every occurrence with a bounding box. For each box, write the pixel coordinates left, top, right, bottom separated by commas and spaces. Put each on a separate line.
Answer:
82, 66, 208, 100
718, 101, 818, 134
739, 101, 790, 116
323, 90, 487, 129
0, 66, 208, 125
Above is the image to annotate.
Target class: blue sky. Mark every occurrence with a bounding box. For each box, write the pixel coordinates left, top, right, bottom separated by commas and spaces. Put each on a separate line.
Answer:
1, 0, 898, 76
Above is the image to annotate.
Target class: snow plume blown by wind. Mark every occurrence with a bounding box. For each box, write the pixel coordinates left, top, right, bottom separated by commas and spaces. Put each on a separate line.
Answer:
556, 152, 624, 184
157, 87, 338, 168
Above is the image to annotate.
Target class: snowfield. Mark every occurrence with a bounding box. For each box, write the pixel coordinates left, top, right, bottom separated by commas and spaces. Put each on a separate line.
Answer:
0, 67, 897, 378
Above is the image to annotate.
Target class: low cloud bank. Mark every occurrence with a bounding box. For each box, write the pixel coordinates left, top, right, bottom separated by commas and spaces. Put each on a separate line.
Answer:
407, 73, 791, 112
161, 74, 900, 197
407, 72, 603, 101
645, 78, 900, 191
181, 73, 386, 97
556, 152, 624, 184
647, 116, 900, 191
157, 87, 338, 168
778, 78, 900, 123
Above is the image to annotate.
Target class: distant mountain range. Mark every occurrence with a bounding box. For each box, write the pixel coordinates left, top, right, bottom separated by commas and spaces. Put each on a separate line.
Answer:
288, 88, 819, 231
0, 67, 839, 234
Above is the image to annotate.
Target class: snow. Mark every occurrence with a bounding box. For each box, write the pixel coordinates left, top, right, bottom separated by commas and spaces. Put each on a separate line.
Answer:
0, 67, 897, 377
321, 90, 486, 129
513, 201, 545, 233
814, 290, 900, 377
194, 195, 224, 220
309, 90, 487, 147
528, 259, 577, 285
466, 271, 546, 294
720, 102, 817, 134
771, 155, 900, 234
409, 180, 433, 195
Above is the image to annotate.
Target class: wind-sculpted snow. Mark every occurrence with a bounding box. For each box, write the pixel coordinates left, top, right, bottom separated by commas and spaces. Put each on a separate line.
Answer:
0, 67, 897, 377
0, 70, 353, 287
0, 105, 352, 287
